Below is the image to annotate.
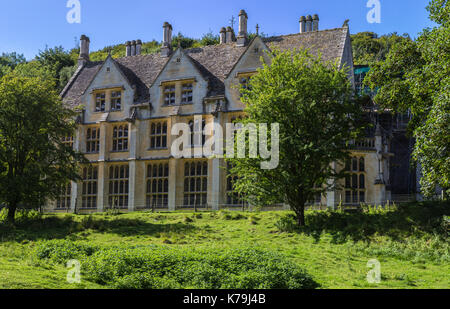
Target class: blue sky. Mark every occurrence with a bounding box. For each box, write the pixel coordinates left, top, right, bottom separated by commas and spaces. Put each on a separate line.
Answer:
0, 0, 436, 60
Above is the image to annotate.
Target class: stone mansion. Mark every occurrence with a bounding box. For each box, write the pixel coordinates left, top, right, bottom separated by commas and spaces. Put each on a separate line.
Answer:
46, 10, 415, 213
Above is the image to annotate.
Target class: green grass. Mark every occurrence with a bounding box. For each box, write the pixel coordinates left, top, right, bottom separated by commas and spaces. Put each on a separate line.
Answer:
0, 203, 449, 289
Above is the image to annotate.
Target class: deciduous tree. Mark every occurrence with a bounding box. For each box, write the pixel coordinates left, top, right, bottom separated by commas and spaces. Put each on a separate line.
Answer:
0, 73, 85, 223
227, 49, 363, 226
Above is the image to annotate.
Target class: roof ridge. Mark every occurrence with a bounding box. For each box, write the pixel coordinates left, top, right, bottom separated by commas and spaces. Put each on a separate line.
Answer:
264, 27, 347, 40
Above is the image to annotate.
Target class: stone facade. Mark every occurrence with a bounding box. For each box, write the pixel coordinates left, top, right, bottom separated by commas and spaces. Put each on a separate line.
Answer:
47, 10, 402, 213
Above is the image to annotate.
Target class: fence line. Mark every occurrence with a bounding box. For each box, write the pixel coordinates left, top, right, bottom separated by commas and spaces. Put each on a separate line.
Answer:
47, 194, 446, 214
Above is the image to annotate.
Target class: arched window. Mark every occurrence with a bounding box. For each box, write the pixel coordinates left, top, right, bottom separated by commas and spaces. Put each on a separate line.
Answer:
82, 166, 98, 209
352, 157, 358, 172
189, 120, 206, 147
108, 165, 129, 209
344, 156, 366, 205
183, 161, 208, 209
359, 174, 365, 189
56, 183, 71, 210
359, 157, 365, 172
146, 163, 169, 209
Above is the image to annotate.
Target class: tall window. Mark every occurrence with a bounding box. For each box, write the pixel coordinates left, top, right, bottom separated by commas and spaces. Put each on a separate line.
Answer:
150, 122, 168, 149
82, 166, 98, 209
344, 156, 366, 205
188, 119, 206, 147
112, 125, 128, 152
62, 135, 74, 148
183, 161, 208, 208
56, 183, 71, 209
95, 92, 106, 112
146, 163, 169, 209
164, 85, 176, 105
226, 162, 246, 206
86, 128, 100, 153
181, 83, 193, 104
111, 91, 122, 111
108, 165, 129, 209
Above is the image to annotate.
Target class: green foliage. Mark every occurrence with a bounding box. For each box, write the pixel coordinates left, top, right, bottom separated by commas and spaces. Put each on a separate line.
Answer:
276, 202, 449, 238
365, 0, 450, 197
275, 202, 450, 263
0, 52, 26, 78
13, 61, 55, 82
172, 32, 197, 49
33, 242, 318, 289
33, 240, 98, 264
351, 32, 411, 65
1, 208, 449, 289
35, 46, 76, 90
0, 73, 86, 223
59, 65, 78, 91
199, 32, 220, 46
228, 48, 364, 226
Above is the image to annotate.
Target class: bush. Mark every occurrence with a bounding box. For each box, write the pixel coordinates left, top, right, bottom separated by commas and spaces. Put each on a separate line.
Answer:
352, 234, 450, 264
33, 240, 98, 264
34, 241, 319, 289
0, 208, 42, 224
275, 214, 298, 233
276, 201, 449, 242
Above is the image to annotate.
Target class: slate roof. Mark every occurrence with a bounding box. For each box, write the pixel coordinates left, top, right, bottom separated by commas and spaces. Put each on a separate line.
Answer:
61, 27, 349, 108
263, 27, 349, 63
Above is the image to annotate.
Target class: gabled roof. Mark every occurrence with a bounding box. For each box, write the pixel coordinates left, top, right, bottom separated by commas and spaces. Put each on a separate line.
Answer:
184, 43, 245, 96
62, 27, 350, 108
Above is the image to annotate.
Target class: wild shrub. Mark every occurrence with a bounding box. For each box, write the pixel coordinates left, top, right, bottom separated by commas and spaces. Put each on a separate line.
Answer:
33, 239, 98, 264
352, 234, 450, 264
0, 209, 42, 224
35, 242, 319, 289
276, 201, 449, 241
275, 214, 298, 233
218, 210, 232, 220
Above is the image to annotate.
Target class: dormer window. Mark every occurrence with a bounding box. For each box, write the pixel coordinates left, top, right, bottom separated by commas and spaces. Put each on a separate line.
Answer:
164, 85, 176, 105
95, 92, 106, 112
181, 83, 193, 104
111, 91, 122, 112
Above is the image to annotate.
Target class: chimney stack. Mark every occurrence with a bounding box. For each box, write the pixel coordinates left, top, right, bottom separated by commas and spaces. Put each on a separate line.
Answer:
299, 16, 306, 33
136, 40, 142, 55
300, 15, 318, 33
78, 35, 90, 66
237, 9, 248, 46
131, 40, 136, 56
125, 41, 132, 57
220, 27, 227, 44
226, 27, 236, 43
306, 15, 313, 32
312, 14, 319, 31
161, 22, 173, 57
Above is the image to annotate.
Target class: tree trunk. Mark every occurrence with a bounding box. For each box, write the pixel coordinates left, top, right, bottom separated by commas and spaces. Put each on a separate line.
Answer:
296, 205, 306, 227
7, 203, 17, 225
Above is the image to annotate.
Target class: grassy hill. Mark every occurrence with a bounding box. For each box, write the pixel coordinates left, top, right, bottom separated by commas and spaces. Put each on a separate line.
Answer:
0, 202, 448, 289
